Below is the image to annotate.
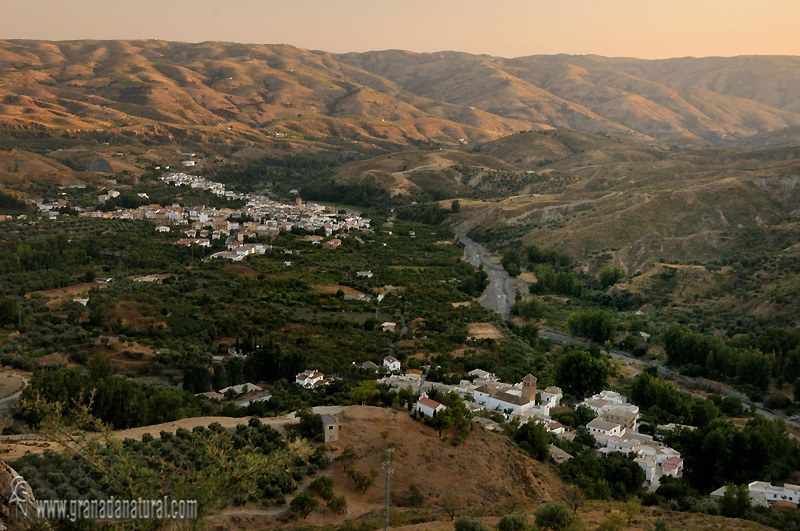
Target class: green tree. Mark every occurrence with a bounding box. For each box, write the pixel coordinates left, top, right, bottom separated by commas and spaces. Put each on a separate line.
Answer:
335, 446, 358, 472
439, 497, 460, 521
327, 494, 347, 515
566, 309, 616, 344
454, 516, 489, 531
718, 483, 751, 518
290, 491, 318, 518
534, 501, 573, 530
554, 350, 609, 399
599, 267, 624, 289
498, 514, 527, 531
513, 420, 550, 461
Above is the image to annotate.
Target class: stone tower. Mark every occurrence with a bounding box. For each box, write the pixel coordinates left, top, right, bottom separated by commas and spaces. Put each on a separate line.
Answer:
521, 374, 537, 404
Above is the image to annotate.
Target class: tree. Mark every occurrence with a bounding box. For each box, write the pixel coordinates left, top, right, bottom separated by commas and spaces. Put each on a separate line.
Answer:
451, 200, 461, 213
718, 483, 751, 518
566, 309, 616, 344
498, 514, 526, 531
454, 516, 488, 531
408, 483, 424, 507
439, 496, 460, 521
534, 501, 573, 530
599, 266, 624, 289
335, 446, 358, 472
327, 494, 347, 515
554, 350, 609, 399
290, 491, 318, 518
621, 499, 641, 524
564, 485, 585, 515
309, 475, 334, 501
513, 420, 550, 461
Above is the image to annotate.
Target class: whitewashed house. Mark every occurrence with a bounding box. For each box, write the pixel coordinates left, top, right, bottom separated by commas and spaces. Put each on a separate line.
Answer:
416, 397, 446, 418
295, 370, 326, 389
383, 356, 401, 372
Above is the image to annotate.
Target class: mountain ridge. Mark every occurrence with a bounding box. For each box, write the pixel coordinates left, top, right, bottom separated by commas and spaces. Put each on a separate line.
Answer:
2, 40, 800, 153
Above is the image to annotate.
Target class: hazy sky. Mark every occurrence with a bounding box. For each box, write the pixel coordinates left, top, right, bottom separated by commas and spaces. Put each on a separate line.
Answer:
3, 0, 798, 59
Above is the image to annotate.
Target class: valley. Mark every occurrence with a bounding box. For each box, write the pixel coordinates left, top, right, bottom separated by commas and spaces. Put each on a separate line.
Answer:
1, 39, 800, 531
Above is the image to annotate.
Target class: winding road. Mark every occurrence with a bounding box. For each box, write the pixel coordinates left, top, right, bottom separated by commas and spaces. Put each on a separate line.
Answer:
457, 234, 800, 432
457, 233, 529, 319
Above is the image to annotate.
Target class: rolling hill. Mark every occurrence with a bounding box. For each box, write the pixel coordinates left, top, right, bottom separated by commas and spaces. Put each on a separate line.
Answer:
3, 40, 800, 154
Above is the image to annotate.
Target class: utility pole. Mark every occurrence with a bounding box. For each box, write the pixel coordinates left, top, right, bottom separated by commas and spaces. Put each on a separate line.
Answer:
383, 447, 394, 531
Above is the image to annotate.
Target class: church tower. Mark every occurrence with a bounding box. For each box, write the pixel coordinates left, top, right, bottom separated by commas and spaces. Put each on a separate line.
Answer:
522, 374, 537, 404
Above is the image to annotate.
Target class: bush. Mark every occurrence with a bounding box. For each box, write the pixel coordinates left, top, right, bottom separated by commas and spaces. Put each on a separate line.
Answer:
453, 516, 489, 531
535, 501, 573, 530
498, 514, 527, 531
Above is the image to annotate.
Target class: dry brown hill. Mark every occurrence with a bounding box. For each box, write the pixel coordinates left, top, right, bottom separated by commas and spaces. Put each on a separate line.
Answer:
338, 51, 800, 145
3, 41, 800, 155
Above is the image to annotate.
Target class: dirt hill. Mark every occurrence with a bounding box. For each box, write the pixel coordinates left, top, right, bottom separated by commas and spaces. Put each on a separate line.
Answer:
3, 41, 800, 154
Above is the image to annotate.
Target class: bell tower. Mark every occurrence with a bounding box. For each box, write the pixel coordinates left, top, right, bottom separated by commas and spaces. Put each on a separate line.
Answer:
522, 374, 537, 404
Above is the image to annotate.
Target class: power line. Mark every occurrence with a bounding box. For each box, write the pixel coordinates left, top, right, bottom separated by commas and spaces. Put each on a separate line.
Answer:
382, 447, 394, 531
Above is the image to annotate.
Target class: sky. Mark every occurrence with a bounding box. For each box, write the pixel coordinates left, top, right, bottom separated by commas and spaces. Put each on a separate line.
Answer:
2, 0, 799, 59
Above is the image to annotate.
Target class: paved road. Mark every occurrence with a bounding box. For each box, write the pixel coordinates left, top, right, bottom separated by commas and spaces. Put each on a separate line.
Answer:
539, 330, 799, 431
457, 233, 528, 319
0, 374, 28, 411
456, 235, 800, 432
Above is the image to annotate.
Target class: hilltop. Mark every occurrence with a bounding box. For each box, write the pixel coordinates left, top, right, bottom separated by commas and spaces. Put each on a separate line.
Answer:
2, 41, 800, 156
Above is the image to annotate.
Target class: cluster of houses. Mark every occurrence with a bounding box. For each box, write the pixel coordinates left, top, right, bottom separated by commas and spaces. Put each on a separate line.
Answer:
160, 172, 370, 237
14, 170, 371, 249
580, 391, 684, 485
712, 481, 800, 507
378, 363, 685, 490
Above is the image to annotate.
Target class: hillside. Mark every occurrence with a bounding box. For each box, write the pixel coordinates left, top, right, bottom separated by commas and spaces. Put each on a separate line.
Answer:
3, 41, 800, 156
338, 51, 800, 145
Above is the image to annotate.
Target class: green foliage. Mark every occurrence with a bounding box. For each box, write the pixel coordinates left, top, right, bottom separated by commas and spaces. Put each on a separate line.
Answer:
396, 202, 448, 225
510, 298, 543, 320
530, 264, 582, 297
668, 415, 800, 492
309, 475, 335, 501
512, 420, 550, 461
497, 514, 526, 531
0, 190, 31, 214
290, 491, 318, 518
346, 466, 377, 493
554, 349, 609, 399
534, 501, 573, 530
327, 494, 347, 515
598, 266, 624, 289
551, 405, 596, 429
454, 516, 489, 531
559, 452, 645, 501
407, 483, 424, 507
718, 483, 751, 518
566, 309, 616, 343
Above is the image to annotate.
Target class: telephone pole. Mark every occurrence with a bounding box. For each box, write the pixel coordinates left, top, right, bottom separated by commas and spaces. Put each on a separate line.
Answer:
383, 447, 394, 531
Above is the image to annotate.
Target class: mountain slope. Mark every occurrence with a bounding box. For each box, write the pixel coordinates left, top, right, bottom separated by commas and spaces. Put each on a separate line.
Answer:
3, 41, 800, 154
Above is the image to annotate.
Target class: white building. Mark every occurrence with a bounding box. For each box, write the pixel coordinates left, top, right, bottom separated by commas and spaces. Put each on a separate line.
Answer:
295, 370, 326, 389
473, 374, 538, 414
539, 386, 563, 407
416, 397, 446, 418
383, 356, 401, 372
586, 417, 623, 438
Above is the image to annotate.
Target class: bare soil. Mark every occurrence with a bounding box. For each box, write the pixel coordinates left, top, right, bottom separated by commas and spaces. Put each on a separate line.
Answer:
467, 322, 504, 340
309, 284, 365, 296
25, 282, 107, 309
